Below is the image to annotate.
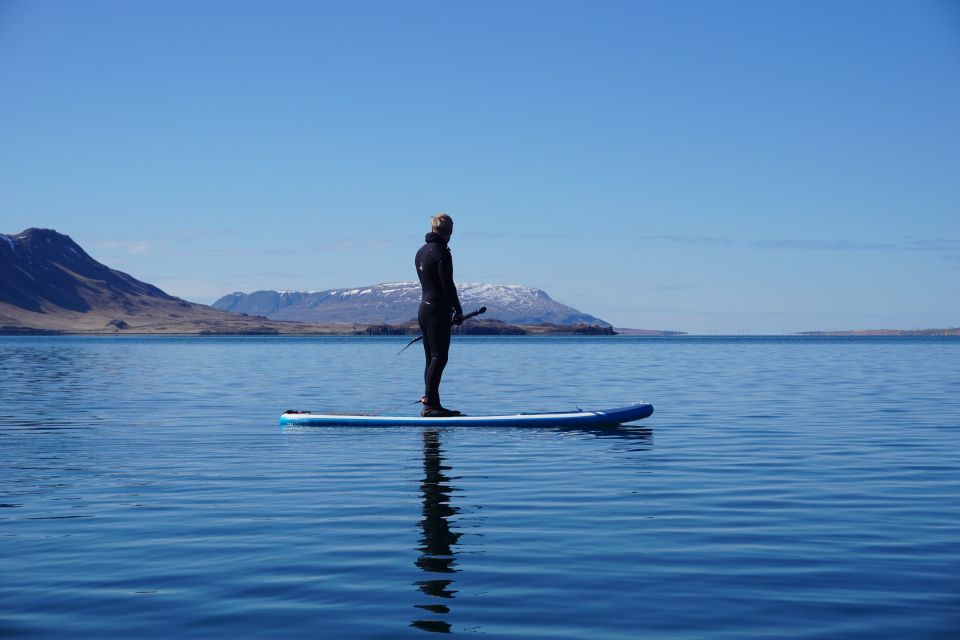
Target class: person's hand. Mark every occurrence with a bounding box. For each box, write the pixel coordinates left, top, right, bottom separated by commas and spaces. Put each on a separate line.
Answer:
452, 312, 464, 326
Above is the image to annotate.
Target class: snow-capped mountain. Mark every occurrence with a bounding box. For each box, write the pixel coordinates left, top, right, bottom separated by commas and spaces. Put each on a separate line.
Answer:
213, 282, 610, 326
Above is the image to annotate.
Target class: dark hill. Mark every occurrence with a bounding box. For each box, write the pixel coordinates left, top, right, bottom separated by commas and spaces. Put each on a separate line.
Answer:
0, 228, 339, 334
1, 228, 175, 314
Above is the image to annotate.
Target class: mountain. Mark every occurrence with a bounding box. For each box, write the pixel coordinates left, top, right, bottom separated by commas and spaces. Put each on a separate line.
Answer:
0, 228, 336, 334
1, 228, 176, 312
213, 282, 611, 326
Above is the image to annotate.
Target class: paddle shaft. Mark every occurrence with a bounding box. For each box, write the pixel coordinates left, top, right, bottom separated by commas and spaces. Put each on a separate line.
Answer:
398, 306, 487, 354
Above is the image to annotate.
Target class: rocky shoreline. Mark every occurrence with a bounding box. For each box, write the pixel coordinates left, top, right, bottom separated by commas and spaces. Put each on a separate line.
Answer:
0, 318, 646, 336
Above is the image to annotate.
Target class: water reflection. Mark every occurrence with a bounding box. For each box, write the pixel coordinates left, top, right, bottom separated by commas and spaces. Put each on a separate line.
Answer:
405, 424, 652, 633
552, 424, 654, 442
411, 429, 459, 634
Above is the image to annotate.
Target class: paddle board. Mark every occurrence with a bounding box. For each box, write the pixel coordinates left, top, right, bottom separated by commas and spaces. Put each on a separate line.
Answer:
279, 402, 653, 427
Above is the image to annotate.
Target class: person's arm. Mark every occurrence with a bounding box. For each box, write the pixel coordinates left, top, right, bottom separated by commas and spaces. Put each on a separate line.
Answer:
438, 249, 463, 322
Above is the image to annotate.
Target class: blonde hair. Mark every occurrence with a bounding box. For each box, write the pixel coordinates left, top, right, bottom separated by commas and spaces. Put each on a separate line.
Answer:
431, 213, 453, 235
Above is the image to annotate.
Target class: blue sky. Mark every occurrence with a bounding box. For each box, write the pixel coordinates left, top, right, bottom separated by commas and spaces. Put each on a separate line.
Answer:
1, 0, 957, 333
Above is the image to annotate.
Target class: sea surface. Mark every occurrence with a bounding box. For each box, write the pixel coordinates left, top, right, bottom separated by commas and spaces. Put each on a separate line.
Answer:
1, 336, 958, 639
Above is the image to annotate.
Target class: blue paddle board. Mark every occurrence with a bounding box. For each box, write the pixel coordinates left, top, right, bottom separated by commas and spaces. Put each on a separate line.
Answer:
279, 402, 653, 427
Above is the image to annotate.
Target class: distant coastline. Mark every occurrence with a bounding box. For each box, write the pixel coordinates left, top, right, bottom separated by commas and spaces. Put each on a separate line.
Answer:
0, 319, 681, 337
797, 328, 960, 337
5, 326, 957, 337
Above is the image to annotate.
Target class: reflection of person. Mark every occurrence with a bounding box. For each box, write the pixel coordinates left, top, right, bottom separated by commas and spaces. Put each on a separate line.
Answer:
415, 213, 464, 417
412, 429, 459, 632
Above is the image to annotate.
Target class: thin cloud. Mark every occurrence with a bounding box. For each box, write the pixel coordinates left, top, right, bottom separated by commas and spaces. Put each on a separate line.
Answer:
94, 241, 280, 258
331, 239, 394, 250
900, 238, 960, 252
462, 231, 574, 241
648, 234, 737, 247
749, 238, 960, 252
93, 229, 239, 256
93, 236, 396, 258
96, 240, 152, 255
943, 253, 960, 269
646, 284, 699, 292
649, 234, 959, 254
749, 239, 900, 251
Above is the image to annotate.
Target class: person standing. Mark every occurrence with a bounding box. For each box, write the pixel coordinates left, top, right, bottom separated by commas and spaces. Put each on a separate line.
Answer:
415, 213, 464, 417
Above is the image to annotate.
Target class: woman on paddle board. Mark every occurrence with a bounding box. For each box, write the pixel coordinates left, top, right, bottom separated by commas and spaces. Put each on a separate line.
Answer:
415, 213, 464, 417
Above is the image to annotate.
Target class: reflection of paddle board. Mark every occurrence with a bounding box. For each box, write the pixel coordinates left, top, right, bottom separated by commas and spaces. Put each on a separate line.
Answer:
279, 402, 653, 427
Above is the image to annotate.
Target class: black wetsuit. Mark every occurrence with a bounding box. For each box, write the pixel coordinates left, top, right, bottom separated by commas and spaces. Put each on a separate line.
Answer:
415, 232, 463, 409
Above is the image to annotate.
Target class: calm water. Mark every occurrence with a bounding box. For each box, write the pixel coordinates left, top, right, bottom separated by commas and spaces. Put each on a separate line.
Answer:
1, 336, 958, 639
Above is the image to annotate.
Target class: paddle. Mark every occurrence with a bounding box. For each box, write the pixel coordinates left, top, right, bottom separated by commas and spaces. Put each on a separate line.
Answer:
397, 306, 487, 355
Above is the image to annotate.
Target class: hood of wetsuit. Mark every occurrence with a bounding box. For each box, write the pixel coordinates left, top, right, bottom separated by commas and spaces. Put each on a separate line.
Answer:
424, 231, 448, 245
